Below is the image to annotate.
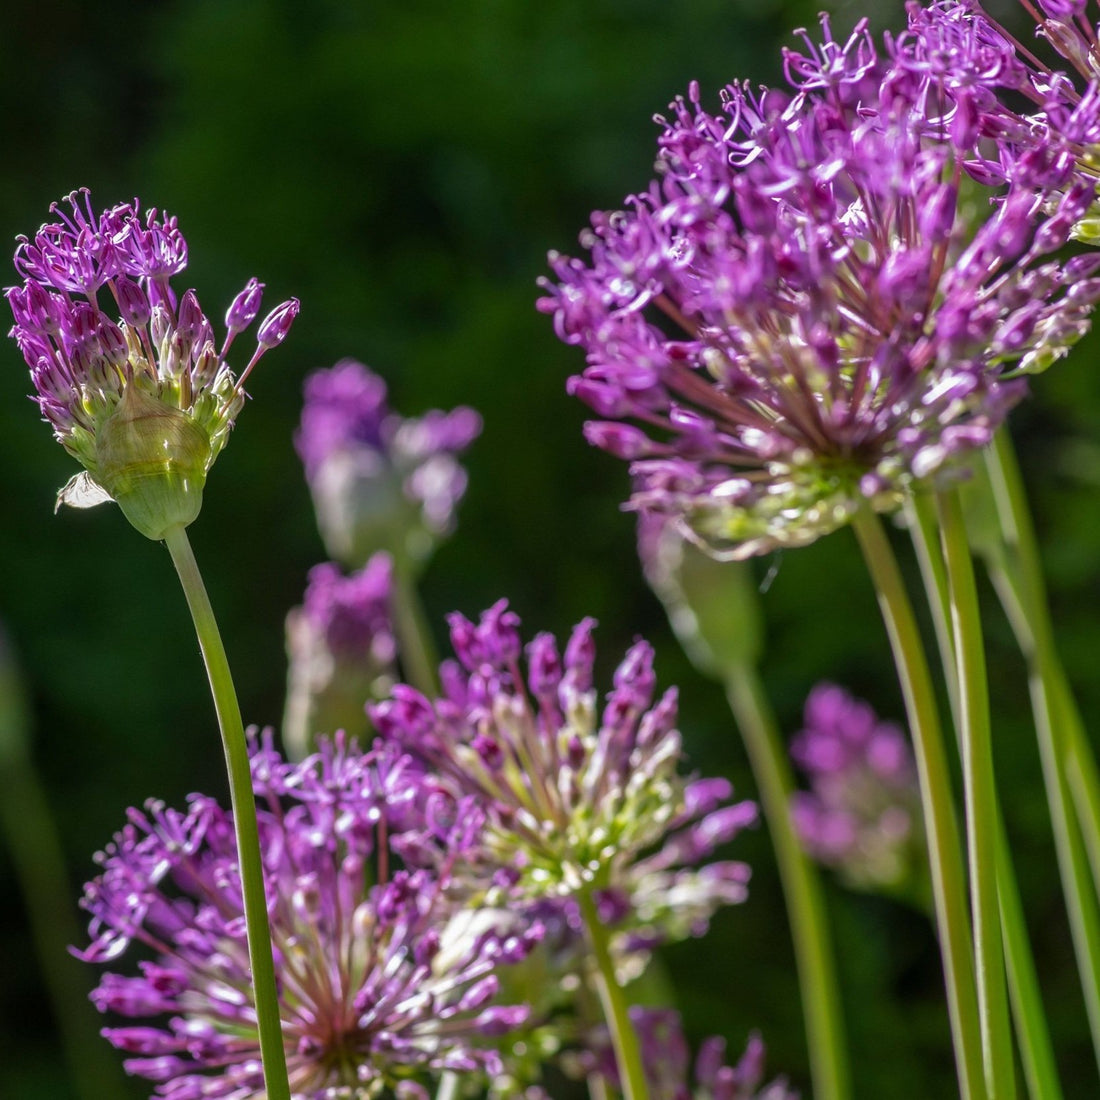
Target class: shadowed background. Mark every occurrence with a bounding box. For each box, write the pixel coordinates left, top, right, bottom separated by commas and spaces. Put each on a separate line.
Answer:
2, 0, 1099, 1096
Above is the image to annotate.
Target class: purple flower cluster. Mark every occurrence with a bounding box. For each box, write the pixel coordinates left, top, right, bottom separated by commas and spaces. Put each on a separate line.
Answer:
7, 190, 298, 538
372, 601, 757, 956
539, 12, 1100, 558
296, 359, 482, 569
76, 734, 537, 1099
791, 684, 924, 896
283, 554, 398, 757
574, 1008, 798, 1100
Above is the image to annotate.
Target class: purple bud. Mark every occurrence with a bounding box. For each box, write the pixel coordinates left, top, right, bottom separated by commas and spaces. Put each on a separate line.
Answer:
116, 276, 151, 327
225, 277, 264, 335
256, 297, 300, 348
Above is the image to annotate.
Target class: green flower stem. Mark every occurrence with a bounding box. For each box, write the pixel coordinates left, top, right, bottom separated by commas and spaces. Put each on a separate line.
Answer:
163, 524, 291, 1100
390, 556, 440, 697
907, 494, 1063, 1100
578, 889, 649, 1100
983, 432, 1100, 904
936, 488, 1016, 1100
724, 661, 850, 1100
851, 509, 984, 1100
976, 440, 1100, 1073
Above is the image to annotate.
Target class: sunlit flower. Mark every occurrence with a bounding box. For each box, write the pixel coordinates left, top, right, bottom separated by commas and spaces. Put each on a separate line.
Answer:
296, 359, 481, 570
371, 601, 757, 954
75, 734, 536, 1098
6, 189, 298, 540
539, 16, 1099, 558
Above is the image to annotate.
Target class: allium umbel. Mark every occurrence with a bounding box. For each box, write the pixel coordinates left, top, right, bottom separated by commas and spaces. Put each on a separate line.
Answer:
539, 16, 1100, 558
372, 602, 757, 952
791, 684, 924, 897
297, 359, 482, 569
7, 190, 299, 539
76, 735, 536, 1098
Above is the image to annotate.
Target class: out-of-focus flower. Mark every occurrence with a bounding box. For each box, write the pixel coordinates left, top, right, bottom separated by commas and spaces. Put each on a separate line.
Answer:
283, 553, 398, 758
7, 189, 298, 540
75, 734, 537, 1098
572, 1007, 798, 1100
539, 16, 1099, 559
791, 684, 926, 899
371, 601, 757, 962
296, 359, 482, 570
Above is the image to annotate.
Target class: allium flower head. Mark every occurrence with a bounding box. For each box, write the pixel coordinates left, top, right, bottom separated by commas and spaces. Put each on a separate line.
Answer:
7, 190, 299, 540
372, 602, 757, 953
539, 16, 1100, 558
76, 734, 536, 1098
791, 683, 925, 898
296, 359, 482, 570
574, 1008, 798, 1100
283, 553, 398, 758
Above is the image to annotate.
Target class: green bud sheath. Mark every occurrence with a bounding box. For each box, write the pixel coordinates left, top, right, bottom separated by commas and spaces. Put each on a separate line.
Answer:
94, 385, 211, 541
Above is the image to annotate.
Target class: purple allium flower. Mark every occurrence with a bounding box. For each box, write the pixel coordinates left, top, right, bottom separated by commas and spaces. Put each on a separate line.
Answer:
296, 359, 482, 570
791, 684, 926, 897
573, 1008, 798, 1100
539, 16, 1100, 558
75, 733, 537, 1098
283, 553, 398, 758
371, 602, 757, 959
7, 190, 299, 540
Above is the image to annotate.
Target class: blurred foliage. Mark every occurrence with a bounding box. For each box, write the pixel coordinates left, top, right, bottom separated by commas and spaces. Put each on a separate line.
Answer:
2, 0, 1099, 1096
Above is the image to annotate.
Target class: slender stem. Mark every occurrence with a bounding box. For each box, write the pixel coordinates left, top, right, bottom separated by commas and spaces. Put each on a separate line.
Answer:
390, 556, 440, 696
851, 509, 985, 1100
724, 662, 851, 1100
907, 495, 1063, 1100
982, 536, 1100, 1078
163, 524, 291, 1100
936, 488, 1016, 1100
578, 889, 649, 1100
985, 431, 1100, 899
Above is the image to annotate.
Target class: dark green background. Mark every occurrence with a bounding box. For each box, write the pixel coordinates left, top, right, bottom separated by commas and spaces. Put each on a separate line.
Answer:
2, 1, 1099, 1096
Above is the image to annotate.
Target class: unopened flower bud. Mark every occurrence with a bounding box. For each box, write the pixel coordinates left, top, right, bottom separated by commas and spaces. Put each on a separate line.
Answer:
256, 297, 300, 348
224, 277, 264, 336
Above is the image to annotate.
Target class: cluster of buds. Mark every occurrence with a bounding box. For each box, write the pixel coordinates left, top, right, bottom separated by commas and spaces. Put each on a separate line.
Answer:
6, 190, 298, 539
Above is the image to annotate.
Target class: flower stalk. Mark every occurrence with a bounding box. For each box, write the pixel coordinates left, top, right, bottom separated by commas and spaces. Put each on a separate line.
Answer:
851, 509, 984, 1100
578, 889, 649, 1100
907, 492, 1063, 1100
162, 524, 291, 1100
935, 488, 1016, 1100
724, 662, 850, 1100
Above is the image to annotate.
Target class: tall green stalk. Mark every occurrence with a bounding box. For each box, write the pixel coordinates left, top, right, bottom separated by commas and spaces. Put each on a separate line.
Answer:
851, 509, 985, 1100
163, 524, 291, 1100
935, 489, 1016, 1099
578, 889, 649, 1100
977, 434, 1100, 1077
390, 555, 440, 696
907, 493, 1063, 1100
724, 662, 850, 1100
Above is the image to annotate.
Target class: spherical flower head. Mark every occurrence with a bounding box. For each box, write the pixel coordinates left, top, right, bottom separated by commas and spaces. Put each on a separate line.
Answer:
791, 683, 926, 899
296, 359, 482, 570
573, 1008, 798, 1100
283, 553, 398, 758
7, 190, 299, 540
371, 601, 757, 960
539, 18, 1100, 559
75, 733, 537, 1098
